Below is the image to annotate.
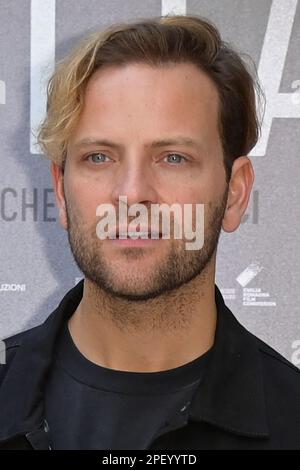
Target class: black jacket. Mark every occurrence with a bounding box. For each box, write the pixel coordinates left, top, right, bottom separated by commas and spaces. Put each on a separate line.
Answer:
0, 280, 299, 450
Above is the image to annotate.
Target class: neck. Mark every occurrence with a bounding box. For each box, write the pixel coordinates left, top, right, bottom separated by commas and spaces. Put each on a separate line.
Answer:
68, 264, 217, 373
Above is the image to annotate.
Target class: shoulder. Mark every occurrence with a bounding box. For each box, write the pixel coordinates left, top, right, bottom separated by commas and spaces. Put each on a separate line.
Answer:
253, 332, 300, 383
0, 325, 42, 384
250, 331, 300, 435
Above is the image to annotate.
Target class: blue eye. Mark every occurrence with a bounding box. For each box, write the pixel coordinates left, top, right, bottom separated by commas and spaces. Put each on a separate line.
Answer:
87, 153, 109, 163
165, 153, 187, 164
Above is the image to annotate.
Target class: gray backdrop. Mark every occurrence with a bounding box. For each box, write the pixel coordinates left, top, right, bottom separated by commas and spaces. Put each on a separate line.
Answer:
0, 0, 299, 367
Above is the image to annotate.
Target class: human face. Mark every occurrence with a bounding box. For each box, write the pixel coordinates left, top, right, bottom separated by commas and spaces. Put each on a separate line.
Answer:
54, 62, 230, 300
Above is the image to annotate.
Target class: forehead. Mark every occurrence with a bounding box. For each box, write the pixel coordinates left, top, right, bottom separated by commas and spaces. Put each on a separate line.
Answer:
76, 62, 220, 146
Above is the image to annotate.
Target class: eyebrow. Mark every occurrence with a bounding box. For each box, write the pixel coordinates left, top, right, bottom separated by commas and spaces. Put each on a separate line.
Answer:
72, 136, 205, 152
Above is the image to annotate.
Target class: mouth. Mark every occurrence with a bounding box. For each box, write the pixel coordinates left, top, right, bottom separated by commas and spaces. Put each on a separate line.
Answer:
115, 231, 163, 239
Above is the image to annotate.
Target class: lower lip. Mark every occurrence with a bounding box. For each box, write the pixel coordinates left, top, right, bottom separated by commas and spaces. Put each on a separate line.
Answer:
107, 237, 163, 247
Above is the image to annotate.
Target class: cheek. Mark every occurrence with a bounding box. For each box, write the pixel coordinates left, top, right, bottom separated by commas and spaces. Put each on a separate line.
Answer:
169, 180, 210, 205
65, 179, 104, 223
189, 164, 226, 204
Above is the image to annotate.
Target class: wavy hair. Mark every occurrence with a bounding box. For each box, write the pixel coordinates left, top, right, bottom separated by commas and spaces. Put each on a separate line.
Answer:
37, 14, 264, 182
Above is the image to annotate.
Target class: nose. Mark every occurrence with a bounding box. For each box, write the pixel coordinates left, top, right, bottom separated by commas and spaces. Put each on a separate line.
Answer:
111, 156, 158, 209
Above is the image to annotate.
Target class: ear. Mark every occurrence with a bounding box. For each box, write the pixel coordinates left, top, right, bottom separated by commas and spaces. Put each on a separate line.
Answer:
222, 156, 254, 233
51, 162, 68, 230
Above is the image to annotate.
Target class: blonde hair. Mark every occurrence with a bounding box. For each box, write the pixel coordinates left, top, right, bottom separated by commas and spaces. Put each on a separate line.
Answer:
37, 14, 264, 182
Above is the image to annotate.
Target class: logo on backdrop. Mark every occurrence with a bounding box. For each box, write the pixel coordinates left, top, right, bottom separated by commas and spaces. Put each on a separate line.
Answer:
221, 262, 277, 307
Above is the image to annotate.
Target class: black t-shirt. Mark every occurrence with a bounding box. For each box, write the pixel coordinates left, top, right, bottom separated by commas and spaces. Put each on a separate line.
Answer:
44, 322, 212, 450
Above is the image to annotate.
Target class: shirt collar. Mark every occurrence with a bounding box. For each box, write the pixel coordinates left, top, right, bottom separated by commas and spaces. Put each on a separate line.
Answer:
189, 285, 269, 438
0, 279, 269, 442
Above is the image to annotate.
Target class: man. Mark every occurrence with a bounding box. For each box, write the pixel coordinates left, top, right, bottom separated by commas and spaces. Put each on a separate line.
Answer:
0, 15, 299, 450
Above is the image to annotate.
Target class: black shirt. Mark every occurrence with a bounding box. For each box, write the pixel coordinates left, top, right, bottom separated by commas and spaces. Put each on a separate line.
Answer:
44, 322, 212, 450
1, 281, 300, 449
